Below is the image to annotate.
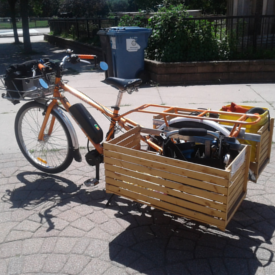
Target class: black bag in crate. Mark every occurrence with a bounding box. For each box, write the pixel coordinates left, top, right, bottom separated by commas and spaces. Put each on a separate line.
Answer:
4, 60, 41, 98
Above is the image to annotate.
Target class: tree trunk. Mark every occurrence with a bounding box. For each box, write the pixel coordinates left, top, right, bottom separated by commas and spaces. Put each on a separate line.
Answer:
8, 0, 20, 44
20, 0, 32, 53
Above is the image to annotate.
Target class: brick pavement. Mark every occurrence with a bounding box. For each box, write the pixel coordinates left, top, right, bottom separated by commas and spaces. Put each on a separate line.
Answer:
1, 149, 275, 275
1, 36, 275, 275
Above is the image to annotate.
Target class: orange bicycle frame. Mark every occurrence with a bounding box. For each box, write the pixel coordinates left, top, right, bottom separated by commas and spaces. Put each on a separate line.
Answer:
37, 58, 262, 156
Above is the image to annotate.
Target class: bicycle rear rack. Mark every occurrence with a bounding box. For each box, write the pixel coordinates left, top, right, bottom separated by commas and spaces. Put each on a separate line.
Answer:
117, 104, 262, 138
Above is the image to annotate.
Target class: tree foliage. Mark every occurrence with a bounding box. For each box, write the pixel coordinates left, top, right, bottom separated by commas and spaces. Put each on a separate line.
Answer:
0, 0, 19, 17
185, 0, 227, 15
59, 0, 107, 17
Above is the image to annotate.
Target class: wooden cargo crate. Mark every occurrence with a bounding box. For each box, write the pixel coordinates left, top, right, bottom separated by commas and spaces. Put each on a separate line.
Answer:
104, 126, 251, 231
244, 118, 274, 181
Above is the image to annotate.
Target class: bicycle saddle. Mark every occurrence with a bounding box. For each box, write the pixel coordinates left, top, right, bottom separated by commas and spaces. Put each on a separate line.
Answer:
106, 77, 142, 91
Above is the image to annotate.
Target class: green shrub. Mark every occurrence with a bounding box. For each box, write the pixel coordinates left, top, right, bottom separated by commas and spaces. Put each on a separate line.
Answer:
146, 5, 229, 62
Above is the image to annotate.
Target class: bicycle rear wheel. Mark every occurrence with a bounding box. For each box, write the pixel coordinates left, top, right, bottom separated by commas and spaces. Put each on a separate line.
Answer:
15, 101, 74, 173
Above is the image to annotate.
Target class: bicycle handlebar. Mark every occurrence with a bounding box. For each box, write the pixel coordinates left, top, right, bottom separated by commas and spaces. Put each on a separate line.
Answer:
36, 50, 98, 77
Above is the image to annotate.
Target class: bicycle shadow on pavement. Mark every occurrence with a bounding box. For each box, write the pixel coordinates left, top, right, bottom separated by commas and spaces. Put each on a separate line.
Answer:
107, 196, 275, 275
3, 171, 109, 231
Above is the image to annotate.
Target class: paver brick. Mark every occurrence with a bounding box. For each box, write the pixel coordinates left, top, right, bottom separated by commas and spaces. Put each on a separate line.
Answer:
54, 237, 78, 254
5, 231, 33, 242
71, 217, 95, 232
59, 225, 86, 237
85, 227, 112, 241
42, 254, 67, 273
62, 255, 90, 274
22, 238, 44, 255
0, 259, 8, 274
80, 258, 110, 275
87, 211, 109, 224
85, 239, 109, 258
40, 237, 58, 253
71, 237, 91, 254
8, 256, 24, 275
22, 254, 47, 273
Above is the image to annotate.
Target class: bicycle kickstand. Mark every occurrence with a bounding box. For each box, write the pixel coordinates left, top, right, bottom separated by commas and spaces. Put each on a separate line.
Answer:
84, 150, 103, 187
84, 162, 100, 187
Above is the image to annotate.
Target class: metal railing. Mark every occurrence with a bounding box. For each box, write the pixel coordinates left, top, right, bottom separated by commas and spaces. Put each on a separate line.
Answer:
197, 15, 275, 52
49, 15, 275, 54
49, 18, 120, 41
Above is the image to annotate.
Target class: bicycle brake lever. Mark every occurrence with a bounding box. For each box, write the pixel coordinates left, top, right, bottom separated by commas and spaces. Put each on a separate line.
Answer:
80, 59, 91, 65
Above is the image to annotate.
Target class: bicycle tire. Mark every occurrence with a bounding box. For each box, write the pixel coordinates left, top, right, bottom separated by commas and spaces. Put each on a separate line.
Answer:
14, 101, 74, 173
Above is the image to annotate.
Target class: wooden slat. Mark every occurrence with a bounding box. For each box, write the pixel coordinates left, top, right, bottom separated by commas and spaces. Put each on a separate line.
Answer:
243, 145, 251, 192
105, 169, 227, 212
106, 177, 226, 219
105, 142, 230, 180
228, 174, 245, 203
226, 192, 246, 225
257, 121, 269, 135
226, 146, 246, 172
131, 144, 140, 150
229, 175, 245, 205
105, 164, 228, 207
116, 134, 140, 146
104, 146, 230, 186
228, 177, 245, 209
267, 118, 274, 160
259, 147, 269, 166
106, 184, 226, 228
104, 157, 228, 197
107, 126, 140, 144
260, 129, 270, 144
118, 136, 140, 148
228, 167, 246, 194
260, 134, 270, 152
229, 158, 247, 184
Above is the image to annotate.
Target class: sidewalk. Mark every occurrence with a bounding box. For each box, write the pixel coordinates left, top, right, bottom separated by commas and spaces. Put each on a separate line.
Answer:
1, 35, 275, 275
0, 28, 50, 38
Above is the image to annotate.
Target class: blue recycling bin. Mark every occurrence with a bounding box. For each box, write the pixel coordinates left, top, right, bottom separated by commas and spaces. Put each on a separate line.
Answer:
106, 27, 152, 79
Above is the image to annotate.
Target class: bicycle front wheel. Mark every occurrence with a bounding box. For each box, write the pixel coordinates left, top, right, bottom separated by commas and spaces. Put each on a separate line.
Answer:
15, 101, 74, 173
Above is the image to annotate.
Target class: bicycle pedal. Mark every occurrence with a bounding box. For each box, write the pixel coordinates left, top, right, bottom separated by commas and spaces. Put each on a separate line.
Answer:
84, 178, 99, 187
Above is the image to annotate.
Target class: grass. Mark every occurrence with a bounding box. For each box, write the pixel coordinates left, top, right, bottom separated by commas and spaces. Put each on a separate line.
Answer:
0, 20, 49, 29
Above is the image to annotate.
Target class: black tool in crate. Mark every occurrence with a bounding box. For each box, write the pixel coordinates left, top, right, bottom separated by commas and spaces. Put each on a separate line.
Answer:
160, 127, 240, 170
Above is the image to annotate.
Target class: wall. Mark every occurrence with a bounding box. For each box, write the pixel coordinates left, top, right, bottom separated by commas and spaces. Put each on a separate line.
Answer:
145, 59, 275, 85
227, 0, 275, 16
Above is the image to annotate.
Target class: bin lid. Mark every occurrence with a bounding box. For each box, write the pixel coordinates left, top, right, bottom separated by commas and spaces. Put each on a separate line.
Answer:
97, 29, 109, 35
106, 26, 152, 36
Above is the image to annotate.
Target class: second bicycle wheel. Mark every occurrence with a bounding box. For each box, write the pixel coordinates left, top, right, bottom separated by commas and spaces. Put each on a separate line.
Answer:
15, 101, 74, 173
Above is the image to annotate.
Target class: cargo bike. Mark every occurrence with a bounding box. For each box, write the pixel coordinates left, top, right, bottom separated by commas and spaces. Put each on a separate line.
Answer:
1, 50, 273, 230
